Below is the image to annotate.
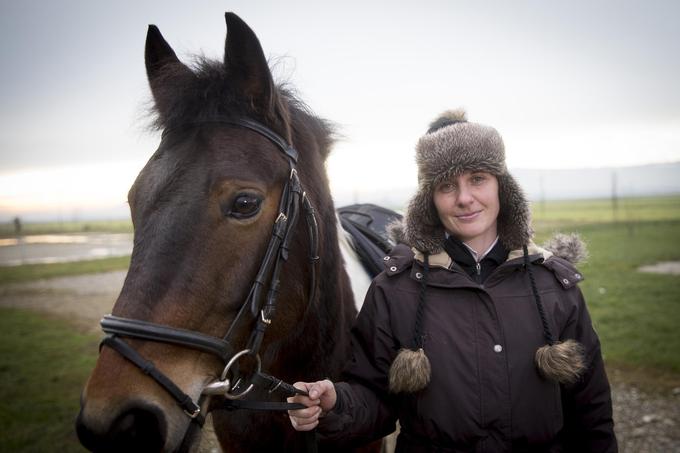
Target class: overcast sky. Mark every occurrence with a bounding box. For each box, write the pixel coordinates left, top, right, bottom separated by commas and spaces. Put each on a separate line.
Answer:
1, 0, 679, 219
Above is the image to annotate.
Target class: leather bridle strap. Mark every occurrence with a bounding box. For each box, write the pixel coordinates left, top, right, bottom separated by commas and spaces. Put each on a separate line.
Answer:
246, 171, 301, 355
100, 335, 205, 424
101, 315, 234, 362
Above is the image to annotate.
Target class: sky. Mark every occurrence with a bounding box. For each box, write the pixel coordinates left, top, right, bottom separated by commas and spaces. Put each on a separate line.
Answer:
1, 0, 679, 220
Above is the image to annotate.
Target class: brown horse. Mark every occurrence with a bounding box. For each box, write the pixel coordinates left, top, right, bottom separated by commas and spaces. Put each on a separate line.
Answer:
76, 13, 361, 452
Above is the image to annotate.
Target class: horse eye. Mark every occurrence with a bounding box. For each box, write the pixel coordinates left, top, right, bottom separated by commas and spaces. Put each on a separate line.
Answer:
228, 194, 262, 219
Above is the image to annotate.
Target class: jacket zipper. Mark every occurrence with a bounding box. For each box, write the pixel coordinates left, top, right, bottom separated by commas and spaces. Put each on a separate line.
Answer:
475, 262, 482, 284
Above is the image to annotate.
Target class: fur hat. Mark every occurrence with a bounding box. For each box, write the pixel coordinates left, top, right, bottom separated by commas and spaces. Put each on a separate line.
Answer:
402, 109, 532, 254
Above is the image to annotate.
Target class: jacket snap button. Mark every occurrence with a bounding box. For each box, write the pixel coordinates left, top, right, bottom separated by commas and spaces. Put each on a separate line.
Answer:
574, 273, 581, 279
415, 272, 423, 279
383, 256, 390, 261
390, 266, 397, 272
562, 278, 570, 284
493, 344, 503, 353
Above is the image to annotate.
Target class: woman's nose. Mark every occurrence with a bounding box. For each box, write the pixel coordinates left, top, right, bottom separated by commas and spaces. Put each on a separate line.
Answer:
455, 186, 474, 206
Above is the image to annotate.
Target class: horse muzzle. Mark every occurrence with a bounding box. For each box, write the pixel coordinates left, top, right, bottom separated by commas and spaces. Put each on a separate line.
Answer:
76, 400, 168, 453
76, 344, 209, 453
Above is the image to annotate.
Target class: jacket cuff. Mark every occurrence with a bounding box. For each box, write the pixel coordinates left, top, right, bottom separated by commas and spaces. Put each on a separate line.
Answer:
317, 382, 351, 437
330, 382, 345, 414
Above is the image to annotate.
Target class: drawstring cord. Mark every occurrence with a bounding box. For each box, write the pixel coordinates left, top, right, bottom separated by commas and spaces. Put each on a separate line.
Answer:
523, 245, 556, 345
413, 254, 430, 349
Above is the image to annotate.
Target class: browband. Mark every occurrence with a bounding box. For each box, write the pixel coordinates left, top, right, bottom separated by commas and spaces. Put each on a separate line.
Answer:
161, 118, 298, 163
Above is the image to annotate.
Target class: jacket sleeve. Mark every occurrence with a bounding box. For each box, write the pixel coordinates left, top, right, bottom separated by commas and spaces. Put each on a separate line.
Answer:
317, 278, 399, 446
559, 285, 618, 453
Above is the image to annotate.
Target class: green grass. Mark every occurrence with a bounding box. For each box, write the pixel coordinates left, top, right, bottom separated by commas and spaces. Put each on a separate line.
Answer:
531, 195, 680, 231
0, 308, 99, 452
0, 255, 131, 285
0, 219, 132, 238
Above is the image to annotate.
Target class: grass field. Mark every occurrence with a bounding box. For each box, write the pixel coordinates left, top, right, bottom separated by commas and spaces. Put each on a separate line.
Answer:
0, 309, 99, 452
531, 194, 680, 228
0, 255, 131, 285
0, 196, 678, 450
0, 219, 133, 238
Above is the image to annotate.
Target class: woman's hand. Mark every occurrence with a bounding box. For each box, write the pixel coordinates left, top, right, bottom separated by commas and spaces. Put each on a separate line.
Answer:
287, 379, 337, 431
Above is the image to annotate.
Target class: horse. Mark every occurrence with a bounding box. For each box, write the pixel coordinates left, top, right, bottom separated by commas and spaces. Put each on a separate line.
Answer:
75, 12, 371, 452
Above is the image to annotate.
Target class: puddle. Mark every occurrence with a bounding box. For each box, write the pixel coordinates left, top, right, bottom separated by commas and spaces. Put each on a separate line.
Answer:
0, 233, 133, 266
638, 261, 680, 276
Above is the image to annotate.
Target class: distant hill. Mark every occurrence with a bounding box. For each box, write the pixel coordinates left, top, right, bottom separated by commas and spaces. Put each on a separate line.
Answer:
334, 161, 680, 209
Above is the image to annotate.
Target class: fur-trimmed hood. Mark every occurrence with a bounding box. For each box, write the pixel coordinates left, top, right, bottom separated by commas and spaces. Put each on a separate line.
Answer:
390, 227, 588, 267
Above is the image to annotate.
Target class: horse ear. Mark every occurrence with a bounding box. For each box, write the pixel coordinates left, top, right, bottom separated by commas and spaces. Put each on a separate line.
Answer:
224, 12, 274, 112
144, 25, 191, 94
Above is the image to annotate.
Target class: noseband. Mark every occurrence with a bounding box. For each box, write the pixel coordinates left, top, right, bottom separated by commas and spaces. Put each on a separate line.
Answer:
99, 118, 319, 427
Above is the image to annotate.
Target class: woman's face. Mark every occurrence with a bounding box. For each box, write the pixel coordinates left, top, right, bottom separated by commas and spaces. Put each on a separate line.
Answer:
433, 171, 500, 249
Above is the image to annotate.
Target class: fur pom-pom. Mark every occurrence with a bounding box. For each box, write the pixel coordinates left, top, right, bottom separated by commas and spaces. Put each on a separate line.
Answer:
543, 233, 588, 264
427, 108, 468, 133
535, 339, 586, 384
388, 348, 431, 393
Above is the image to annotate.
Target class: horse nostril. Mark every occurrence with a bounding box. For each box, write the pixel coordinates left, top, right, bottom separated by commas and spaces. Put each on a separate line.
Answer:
76, 407, 166, 452
110, 408, 165, 452
76, 410, 101, 452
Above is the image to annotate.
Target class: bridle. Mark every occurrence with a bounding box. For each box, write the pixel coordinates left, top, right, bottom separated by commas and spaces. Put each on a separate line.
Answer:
98, 118, 320, 439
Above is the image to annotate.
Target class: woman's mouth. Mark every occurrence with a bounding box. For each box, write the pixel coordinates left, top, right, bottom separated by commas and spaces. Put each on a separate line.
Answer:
456, 211, 481, 221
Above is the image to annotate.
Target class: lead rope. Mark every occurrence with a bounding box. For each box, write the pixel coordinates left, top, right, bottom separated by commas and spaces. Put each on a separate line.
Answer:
217, 377, 317, 453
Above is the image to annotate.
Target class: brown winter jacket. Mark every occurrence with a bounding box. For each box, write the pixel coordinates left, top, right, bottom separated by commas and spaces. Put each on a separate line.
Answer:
318, 243, 617, 452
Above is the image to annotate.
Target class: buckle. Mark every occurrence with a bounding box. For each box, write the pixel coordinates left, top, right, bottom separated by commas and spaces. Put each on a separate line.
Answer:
260, 309, 272, 325
184, 406, 201, 419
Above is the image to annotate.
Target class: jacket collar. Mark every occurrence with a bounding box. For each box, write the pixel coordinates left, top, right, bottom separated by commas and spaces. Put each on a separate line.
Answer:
412, 241, 552, 269
443, 236, 507, 266
384, 242, 558, 290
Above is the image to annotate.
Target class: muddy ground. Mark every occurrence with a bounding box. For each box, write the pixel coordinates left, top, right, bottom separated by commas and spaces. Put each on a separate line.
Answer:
1, 271, 678, 452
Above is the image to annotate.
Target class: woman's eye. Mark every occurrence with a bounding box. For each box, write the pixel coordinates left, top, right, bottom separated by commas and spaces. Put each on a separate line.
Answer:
471, 175, 486, 185
439, 183, 456, 193
227, 194, 262, 219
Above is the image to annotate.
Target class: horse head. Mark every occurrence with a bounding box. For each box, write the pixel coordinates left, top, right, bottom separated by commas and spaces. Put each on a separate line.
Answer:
76, 13, 356, 452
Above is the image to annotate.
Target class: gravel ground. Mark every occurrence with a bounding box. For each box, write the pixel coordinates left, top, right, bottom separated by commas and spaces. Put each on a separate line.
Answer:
1, 271, 678, 452
611, 377, 680, 452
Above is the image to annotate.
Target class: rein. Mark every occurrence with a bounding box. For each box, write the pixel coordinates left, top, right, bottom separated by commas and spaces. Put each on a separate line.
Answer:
98, 118, 320, 449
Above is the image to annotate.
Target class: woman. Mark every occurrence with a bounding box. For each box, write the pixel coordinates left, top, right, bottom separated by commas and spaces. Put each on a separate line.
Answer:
289, 110, 617, 452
